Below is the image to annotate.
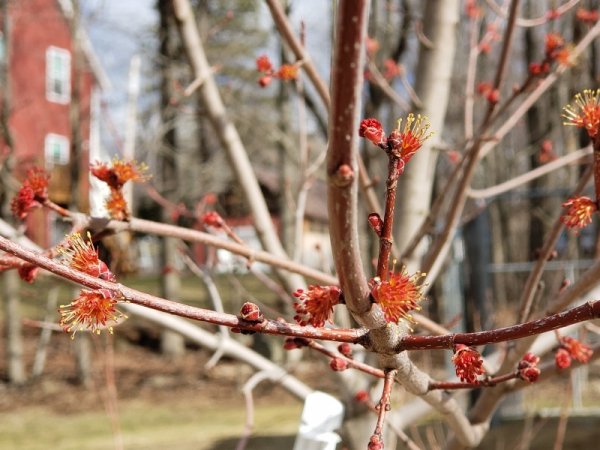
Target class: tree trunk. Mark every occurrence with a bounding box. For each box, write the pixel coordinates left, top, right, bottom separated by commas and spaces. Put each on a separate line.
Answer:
159, 0, 185, 358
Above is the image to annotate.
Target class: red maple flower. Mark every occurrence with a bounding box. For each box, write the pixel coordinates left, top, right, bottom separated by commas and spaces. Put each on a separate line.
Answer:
256, 55, 273, 73
11, 185, 38, 220
561, 196, 597, 230
576, 8, 599, 25
561, 336, 593, 363
90, 158, 148, 190
18, 264, 40, 283
388, 113, 433, 163
528, 62, 550, 76
555, 347, 572, 369
553, 47, 574, 67
59, 289, 125, 337
452, 344, 485, 383
518, 352, 541, 383
544, 32, 565, 60
562, 89, 600, 138
277, 64, 298, 81
359, 118, 386, 146
105, 189, 129, 221
10, 167, 50, 220
27, 167, 50, 197
370, 269, 425, 324
60, 232, 116, 281
292, 285, 341, 327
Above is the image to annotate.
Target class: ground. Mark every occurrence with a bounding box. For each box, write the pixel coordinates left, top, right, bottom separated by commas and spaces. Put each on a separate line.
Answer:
0, 316, 312, 449
2, 275, 600, 449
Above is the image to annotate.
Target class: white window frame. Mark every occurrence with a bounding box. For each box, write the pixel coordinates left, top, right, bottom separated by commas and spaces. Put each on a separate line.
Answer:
44, 133, 70, 167
46, 46, 71, 104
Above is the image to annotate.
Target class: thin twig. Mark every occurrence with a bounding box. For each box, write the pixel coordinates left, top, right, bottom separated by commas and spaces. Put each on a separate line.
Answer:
236, 370, 276, 450
0, 235, 364, 343
484, 0, 580, 27
468, 146, 592, 199
371, 369, 398, 443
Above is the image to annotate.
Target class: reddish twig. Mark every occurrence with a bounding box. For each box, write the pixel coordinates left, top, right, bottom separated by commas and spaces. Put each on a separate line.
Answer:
371, 369, 398, 446
307, 340, 384, 379
0, 235, 364, 343
484, 0, 580, 27
377, 155, 402, 279
428, 371, 517, 390
398, 299, 600, 351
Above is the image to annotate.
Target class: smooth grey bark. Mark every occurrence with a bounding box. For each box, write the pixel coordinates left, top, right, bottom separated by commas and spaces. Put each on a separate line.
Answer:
395, 0, 460, 271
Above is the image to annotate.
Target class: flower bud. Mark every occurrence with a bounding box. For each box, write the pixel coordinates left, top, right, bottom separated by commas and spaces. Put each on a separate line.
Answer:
239, 302, 264, 322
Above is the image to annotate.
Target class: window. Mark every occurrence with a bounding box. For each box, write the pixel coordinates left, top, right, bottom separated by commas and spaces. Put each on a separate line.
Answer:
45, 134, 70, 166
46, 47, 71, 103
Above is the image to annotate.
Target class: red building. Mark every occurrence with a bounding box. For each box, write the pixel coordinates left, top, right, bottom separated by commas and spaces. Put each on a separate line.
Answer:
0, 0, 107, 246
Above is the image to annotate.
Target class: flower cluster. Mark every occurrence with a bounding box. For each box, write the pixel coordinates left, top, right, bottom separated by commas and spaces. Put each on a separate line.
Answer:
369, 269, 425, 324
561, 196, 597, 231
529, 32, 573, 76
255, 54, 298, 87
576, 8, 599, 25
518, 352, 541, 383
90, 158, 148, 220
58, 233, 124, 337
452, 344, 485, 384
59, 232, 116, 281
555, 336, 593, 369
10, 167, 50, 220
476, 82, 500, 104
562, 89, 600, 139
359, 114, 433, 171
292, 285, 341, 327
18, 264, 40, 284
60, 289, 125, 337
